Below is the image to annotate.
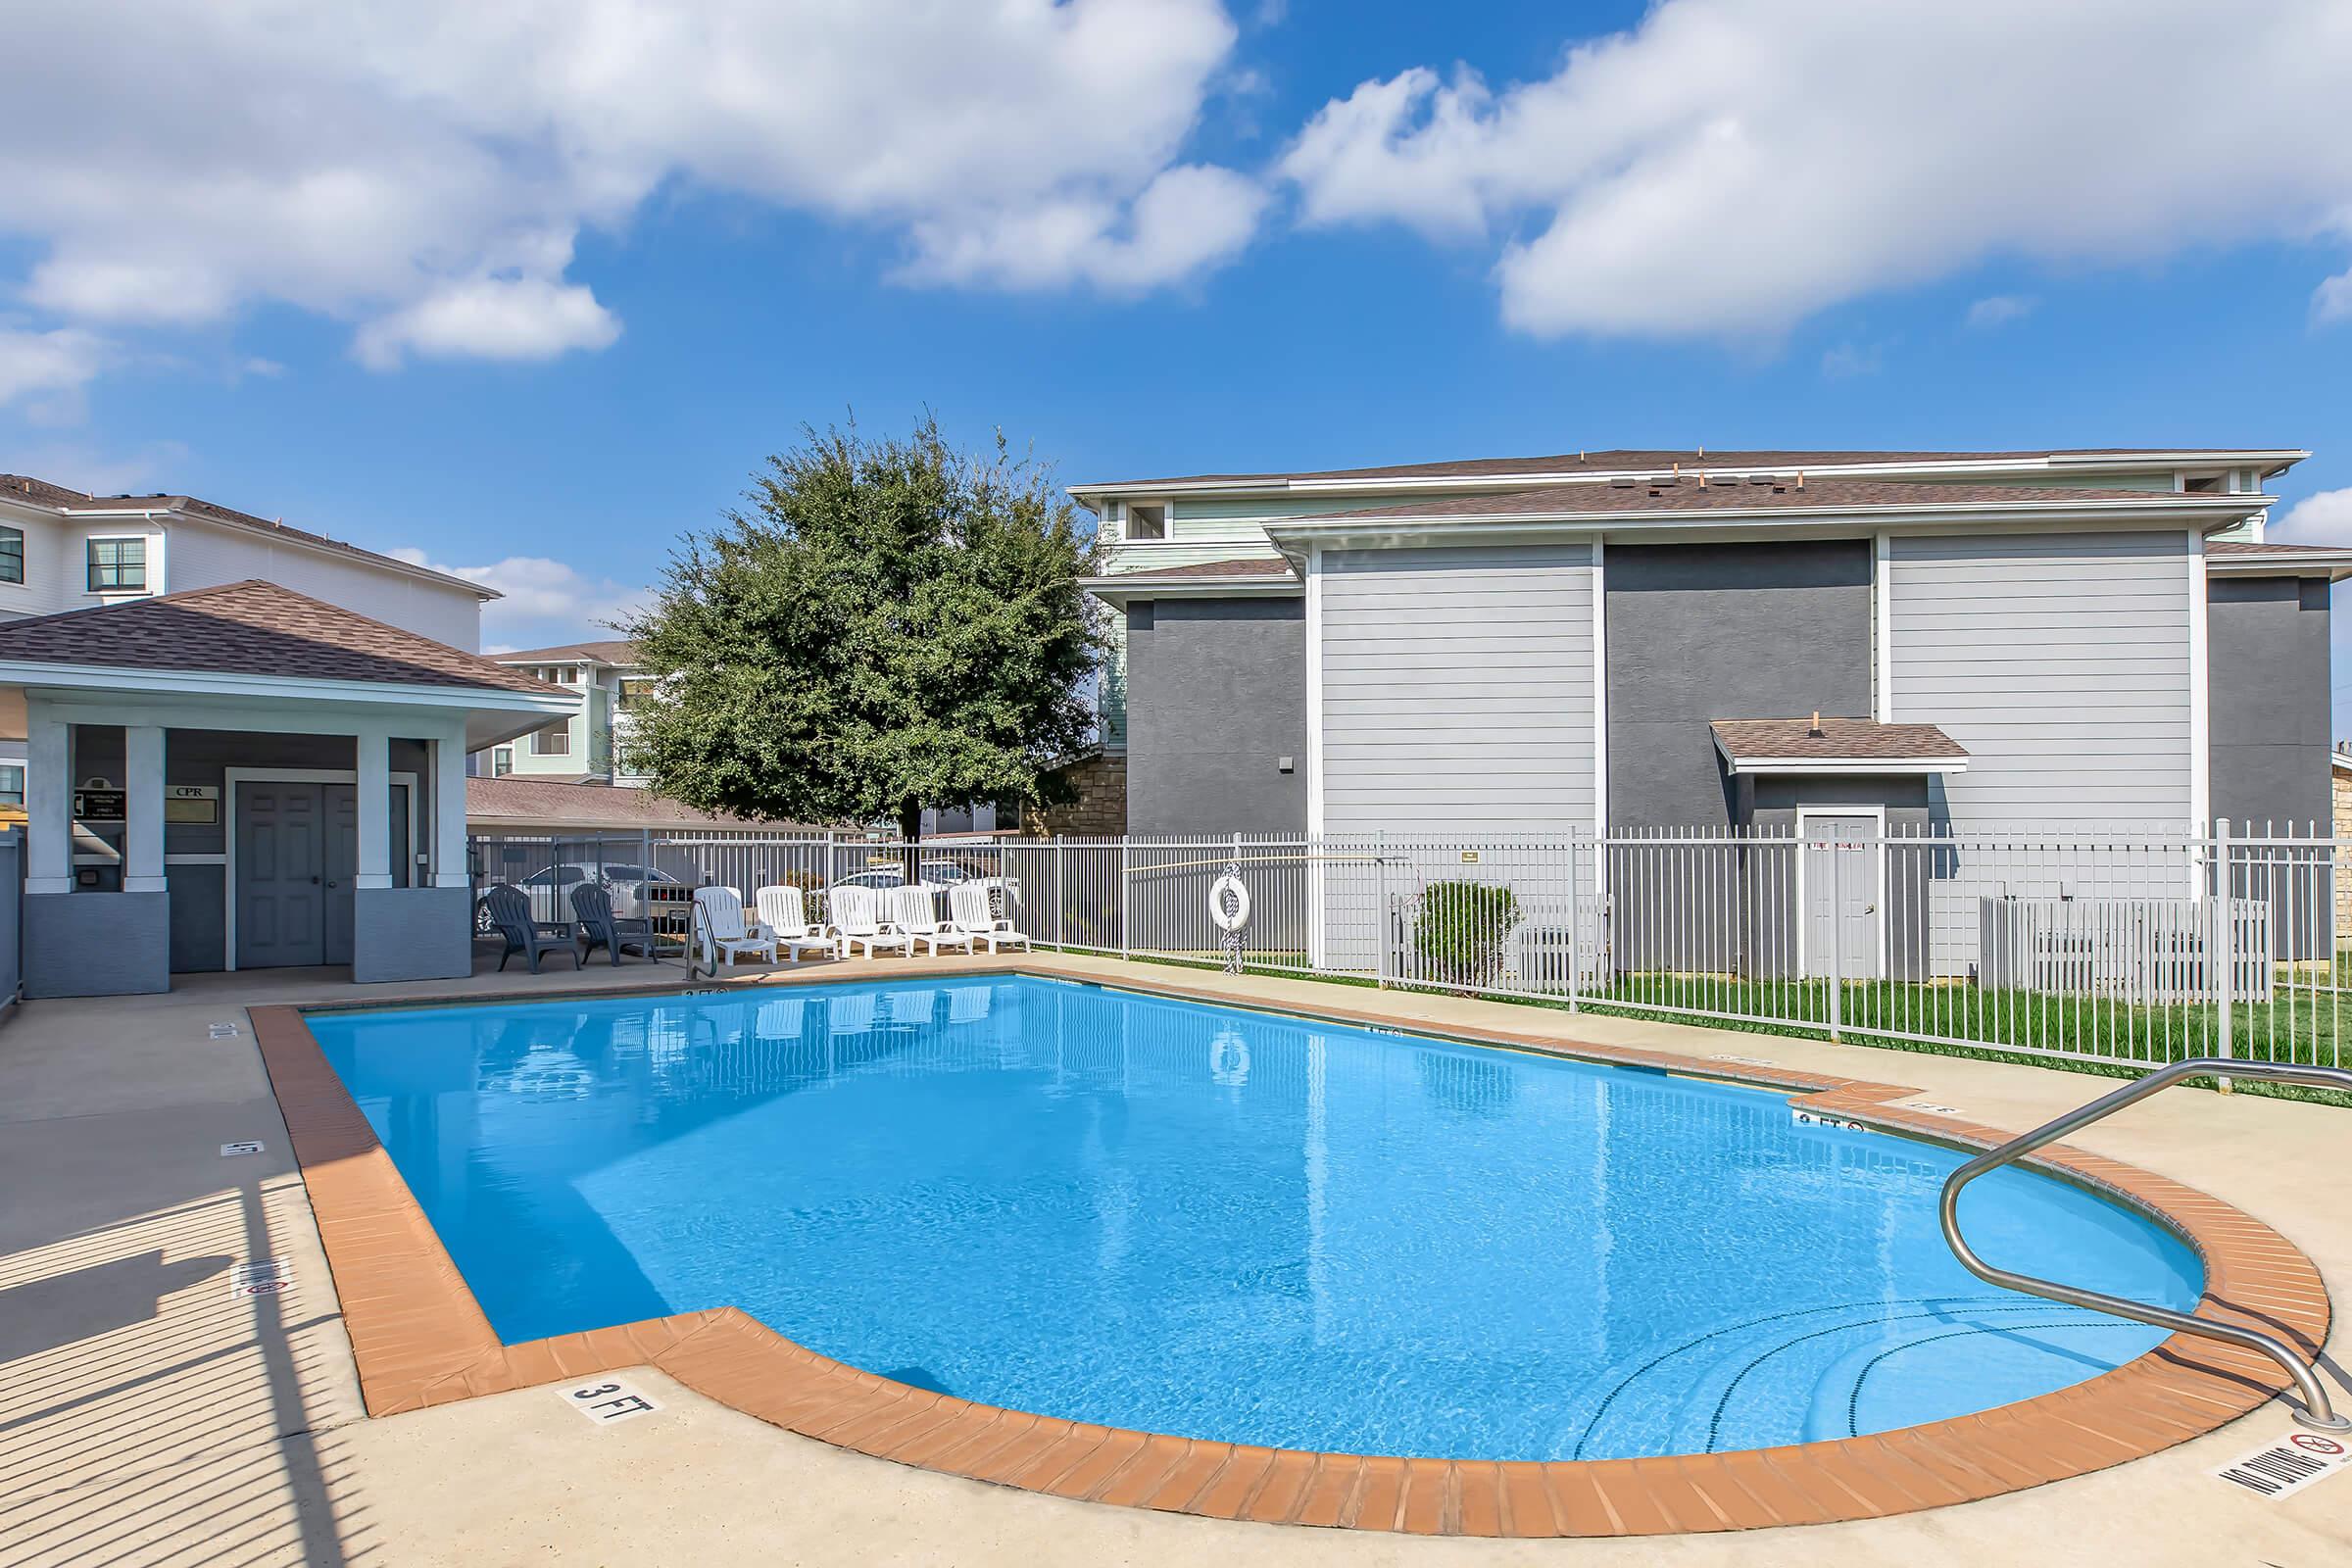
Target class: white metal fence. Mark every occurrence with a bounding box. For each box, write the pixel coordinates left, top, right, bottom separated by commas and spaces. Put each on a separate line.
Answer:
469, 823, 2350, 1076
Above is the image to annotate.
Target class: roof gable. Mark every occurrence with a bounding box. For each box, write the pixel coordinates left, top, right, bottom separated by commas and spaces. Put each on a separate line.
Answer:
0, 579, 564, 696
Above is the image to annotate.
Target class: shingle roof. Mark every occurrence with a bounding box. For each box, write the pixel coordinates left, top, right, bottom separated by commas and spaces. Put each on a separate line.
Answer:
466, 776, 796, 828
0, 472, 497, 600
1710, 717, 1969, 763
1305, 477, 2250, 523
0, 579, 565, 696
1093, 448, 2289, 490
2206, 540, 2346, 557
493, 638, 641, 664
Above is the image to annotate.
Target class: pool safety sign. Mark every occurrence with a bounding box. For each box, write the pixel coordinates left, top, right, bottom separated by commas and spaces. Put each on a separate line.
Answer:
229, 1259, 291, 1299
563, 1378, 662, 1426
2213, 1430, 2352, 1499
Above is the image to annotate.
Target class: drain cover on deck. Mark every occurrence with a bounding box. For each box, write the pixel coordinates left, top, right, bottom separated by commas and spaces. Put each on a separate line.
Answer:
220, 1141, 265, 1157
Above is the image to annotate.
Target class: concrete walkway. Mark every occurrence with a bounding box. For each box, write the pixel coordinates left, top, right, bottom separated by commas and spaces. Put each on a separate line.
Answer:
4, 952, 2351, 1566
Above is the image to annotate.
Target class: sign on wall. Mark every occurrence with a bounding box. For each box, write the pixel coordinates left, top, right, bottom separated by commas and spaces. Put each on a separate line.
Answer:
166, 785, 220, 824
73, 788, 125, 821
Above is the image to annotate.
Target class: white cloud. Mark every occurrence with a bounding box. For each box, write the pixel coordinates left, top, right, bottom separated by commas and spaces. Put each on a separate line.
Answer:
1965, 294, 2037, 329
0, 324, 111, 409
897, 165, 1267, 293
387, 548, 648, 645
1819, 341, 1882, 378
1279, 0, 2352, 339
4, 0, 1258, 368
354, 275, 620, 369
2275, 487, 2352, 546
2316, 264, 2352, 324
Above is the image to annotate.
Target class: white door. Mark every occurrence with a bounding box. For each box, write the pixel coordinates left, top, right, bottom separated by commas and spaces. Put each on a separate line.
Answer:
1802, 814, 1881, 980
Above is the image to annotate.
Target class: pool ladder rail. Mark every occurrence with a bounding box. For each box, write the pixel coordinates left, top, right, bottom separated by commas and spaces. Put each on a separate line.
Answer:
1939, 1056, 2352, 1433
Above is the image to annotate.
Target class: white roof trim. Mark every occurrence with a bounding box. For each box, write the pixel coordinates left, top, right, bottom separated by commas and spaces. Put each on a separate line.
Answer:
1070, 451, 2311, 503
1080, 574, 1300, 605
0, 657, 577, 714
1721, 756, 1970, 776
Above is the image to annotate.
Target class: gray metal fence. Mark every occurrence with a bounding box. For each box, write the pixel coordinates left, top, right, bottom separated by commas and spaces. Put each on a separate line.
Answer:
469, 822, 2349, 1076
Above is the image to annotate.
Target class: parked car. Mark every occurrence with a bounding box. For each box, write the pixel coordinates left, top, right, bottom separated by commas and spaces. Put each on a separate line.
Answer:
826, 858, 1020, 916
474, 862, 681, 934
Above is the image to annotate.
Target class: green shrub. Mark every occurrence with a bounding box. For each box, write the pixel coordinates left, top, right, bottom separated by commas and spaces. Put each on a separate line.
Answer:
1413, 881, 1522, 986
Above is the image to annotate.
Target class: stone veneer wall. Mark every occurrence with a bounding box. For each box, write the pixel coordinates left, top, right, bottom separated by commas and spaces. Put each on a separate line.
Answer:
1022, 752, 1127, 837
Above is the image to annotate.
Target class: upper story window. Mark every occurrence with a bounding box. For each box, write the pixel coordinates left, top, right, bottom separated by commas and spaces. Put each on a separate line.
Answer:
1123, 502, 1168, 541
0, 527, 21, 585
0, 763, 22, 807
87, 537, 147, 593
616, 676, 656, 710
492, 748, 514, 776
531, 723, 571, 757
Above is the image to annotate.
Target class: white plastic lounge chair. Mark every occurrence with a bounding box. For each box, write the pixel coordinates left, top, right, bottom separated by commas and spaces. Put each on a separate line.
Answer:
889, 883, 976, 956
830, 884, 913, 958
694, 885, 779, 969
755, 885, 839, 963
949, 883, 1030, 953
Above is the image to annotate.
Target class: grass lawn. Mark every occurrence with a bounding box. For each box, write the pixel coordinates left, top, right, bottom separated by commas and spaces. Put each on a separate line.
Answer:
1076, 945, 2352, 1107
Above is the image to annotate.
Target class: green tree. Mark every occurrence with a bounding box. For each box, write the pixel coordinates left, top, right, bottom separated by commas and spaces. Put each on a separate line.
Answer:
617, 417, 1103, 860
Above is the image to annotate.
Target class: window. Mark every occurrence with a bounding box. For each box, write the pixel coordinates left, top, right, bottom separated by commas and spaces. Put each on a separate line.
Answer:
0, 527, 21, 585
86, 537, 147, 592
616, 676, 656, 710
0, 764, 22, 807
531, 723, 571, 757
492, 748, 514, 776
1123, 502, 1168, 541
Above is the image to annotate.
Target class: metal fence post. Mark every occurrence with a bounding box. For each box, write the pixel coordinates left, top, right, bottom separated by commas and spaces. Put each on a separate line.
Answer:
1375, 834, 1390, 988
2214, 818, 2234, 1085
1567, 830, 1583, 1012
1054, 835, 1065, 950
1118, 837, 1131, 960
1826, 840, 1843, 1043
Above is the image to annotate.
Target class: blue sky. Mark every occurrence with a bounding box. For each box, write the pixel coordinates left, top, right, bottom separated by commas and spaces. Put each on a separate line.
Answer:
5, 1, 2351, 710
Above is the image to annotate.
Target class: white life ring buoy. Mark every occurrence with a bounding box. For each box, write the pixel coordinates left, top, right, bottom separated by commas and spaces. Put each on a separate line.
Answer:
1207, 873, 1251, 934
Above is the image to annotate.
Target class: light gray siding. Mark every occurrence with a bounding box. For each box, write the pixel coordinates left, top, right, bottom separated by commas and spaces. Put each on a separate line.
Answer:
1318, 543, 1596, 834
1888, 530, 2194, 828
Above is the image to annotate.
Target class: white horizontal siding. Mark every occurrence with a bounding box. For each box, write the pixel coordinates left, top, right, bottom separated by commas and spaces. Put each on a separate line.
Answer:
1318, 543, 1596, 835
1889, 530, 2193, 828
166, 520, 485, 650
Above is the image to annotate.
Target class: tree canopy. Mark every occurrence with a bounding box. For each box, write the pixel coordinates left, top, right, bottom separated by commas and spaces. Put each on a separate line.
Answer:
617, 417, 1103, 840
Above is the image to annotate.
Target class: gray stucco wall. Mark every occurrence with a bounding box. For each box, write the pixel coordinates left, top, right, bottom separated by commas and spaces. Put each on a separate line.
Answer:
2208, 575, 2331, 832
25, 890, 170, 997
1604, 540, 1874, 830
352, 886, 475, 983
1125, 597, 1308, 834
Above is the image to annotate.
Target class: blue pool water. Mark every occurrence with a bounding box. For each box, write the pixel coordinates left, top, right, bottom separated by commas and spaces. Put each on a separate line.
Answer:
309, 977, 2201, 1460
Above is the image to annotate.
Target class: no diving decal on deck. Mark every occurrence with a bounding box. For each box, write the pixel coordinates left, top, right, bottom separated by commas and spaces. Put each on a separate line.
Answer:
563, 1378, 662, 1426
2214, 1431, 2351, 1499
229, 1259, 291, 1299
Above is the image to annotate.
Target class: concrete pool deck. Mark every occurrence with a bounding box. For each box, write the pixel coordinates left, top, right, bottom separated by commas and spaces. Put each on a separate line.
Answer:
5, 951, 2351, 1565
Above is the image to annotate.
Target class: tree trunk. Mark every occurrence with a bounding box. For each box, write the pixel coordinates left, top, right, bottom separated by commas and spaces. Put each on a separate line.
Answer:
899, 798, 922, 885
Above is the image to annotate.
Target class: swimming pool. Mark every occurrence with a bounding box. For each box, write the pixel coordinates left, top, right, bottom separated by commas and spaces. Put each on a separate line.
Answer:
308, 976, 2201, 1461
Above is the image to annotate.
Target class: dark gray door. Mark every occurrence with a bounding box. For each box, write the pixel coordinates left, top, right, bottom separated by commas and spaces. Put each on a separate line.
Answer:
237, 782, 325, 969
323, 784, 358, 966
1802, 814, 1881, 980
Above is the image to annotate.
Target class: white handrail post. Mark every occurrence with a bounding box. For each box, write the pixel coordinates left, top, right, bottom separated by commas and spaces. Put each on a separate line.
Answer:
2214, 817, 2234, 1088
1568, 830, 1582, 1012
1826, 840, 1843, 1043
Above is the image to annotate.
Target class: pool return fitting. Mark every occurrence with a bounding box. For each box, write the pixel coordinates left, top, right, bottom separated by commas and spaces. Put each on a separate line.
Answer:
1939, 1057, 2352, 1433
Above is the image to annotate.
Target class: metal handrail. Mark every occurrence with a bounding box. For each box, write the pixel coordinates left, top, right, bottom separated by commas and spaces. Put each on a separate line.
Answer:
1939, 1056, 2352, 1432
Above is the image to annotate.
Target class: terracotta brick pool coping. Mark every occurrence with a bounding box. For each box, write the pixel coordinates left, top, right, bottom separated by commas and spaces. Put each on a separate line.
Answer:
250, 962, 2334, 1537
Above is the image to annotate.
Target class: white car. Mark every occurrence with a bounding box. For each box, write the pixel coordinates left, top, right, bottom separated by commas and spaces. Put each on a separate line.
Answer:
475, 861, 682, 932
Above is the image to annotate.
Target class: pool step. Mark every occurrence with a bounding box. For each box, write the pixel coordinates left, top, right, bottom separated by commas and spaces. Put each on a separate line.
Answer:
1560, 1295, 2138, 1458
